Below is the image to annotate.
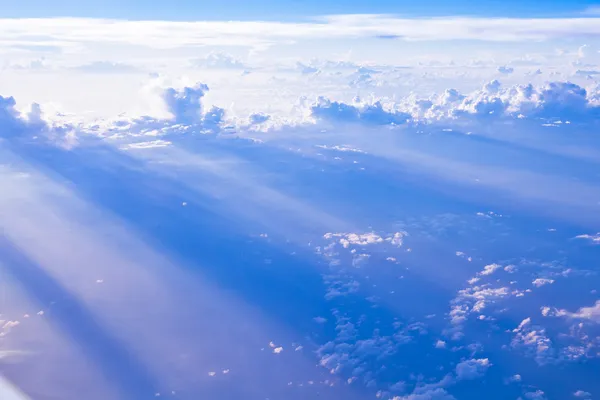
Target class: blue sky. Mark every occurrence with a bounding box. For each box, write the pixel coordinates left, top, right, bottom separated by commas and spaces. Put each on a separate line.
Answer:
3, 0, 600, 20
2, 1, 600, 400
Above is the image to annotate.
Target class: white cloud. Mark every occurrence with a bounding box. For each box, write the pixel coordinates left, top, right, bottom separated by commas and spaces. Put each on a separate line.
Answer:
73, 61, 141, 74
524, 390, 547, 399
555, 301, 600, 323
3, 16, 600, 54
479, 263, 502, 276
323, 231, 407, 248
504, 265, 517, 273
455, 358, 491, 380
311, 97, 410, 126
575, 233, 600, 244
532, 278, 554, 288
449, 285, 509, 328
392, 388, 456, 400
511, 318, 555, 365
574, 390, 592, 398
324, 232, 384, 247
190, 52, 247, 69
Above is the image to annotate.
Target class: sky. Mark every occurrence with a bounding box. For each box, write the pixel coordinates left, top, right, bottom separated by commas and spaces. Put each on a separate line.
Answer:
2, 0, 600, 19
1, 1, 600, 400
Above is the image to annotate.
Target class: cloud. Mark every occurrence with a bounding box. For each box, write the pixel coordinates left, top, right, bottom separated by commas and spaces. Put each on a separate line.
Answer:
455, 358, 491, 380
81, 81, 226, 139
161, 83, 225, 131
72, 61, 141, 73
574, 233, 600, 244
6, 58, 48, 71
497, 66, 514, 74
532, 278, 554, 288
0, 95, 53, 139
311, 97, 410, 126
403, 80, 600, 122
248, 113, 270, 124
392, 388, 456, 400
5, 76, 600, 146
511, 318, 555, 365
323, 231, 407, 248
574, 390, 592, 398
575, 44, 600, 66
3, 16, 600, 54
324, 232, 384, 247
273, 80, 600, 129
524, 390, 547, 399
479, 263, 502, 276
296, 62, 320, 75
190, 52, 247, 69
448, 285, 510, 331
575, 70, 600, 76
392, 358, 491, 399
163, 83, 211, 125
554, 301, 600, 323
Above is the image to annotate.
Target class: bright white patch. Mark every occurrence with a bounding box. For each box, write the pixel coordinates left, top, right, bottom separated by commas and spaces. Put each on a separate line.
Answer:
455, 358, 491, 380
532, 278, 555, 288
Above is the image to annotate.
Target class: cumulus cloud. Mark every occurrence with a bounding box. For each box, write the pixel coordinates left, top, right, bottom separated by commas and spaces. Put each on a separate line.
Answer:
324, 232, 384, 247
190, 52, 247, 69
532, 278, 554, 288
323, 231, 407, 249
401, 81, 600, 122
311, 97, 410, 126
497, 66, 514, 74
524, 390, 547, 399
78, 81, 228, 141
0, 94, 56, 139
574, 390, 592, 398
392, 388, 455, 400
448, 284, 510, 332
455, 358, 491, 380
162, 83, 212, 125
285, 80, 600, 129
511, 318, 555, 365
479, 263, 502, 276
554, 301, 600, 323
575, 44, 600, 66
296, 62, 320, 75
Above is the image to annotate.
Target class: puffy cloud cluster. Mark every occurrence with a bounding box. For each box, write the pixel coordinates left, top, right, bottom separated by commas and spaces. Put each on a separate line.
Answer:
554, 301, 600, 323
454, 358, 491, 380
303, 80, 600, 129
390, 358, 492, 399
497, 66, 514, 75
4, 79, 600, 145
84, 82, 225, 139
311, 97, 411, 126
511, 318, 555, 365
323, 231, 407, 248
190, 52, 247, 69
0, 95, 52, 138
400, 81, 600, 122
